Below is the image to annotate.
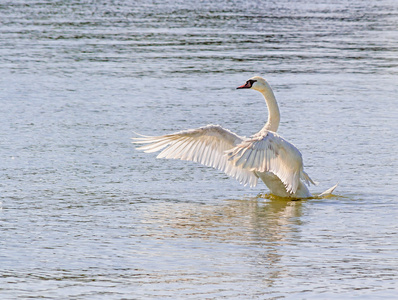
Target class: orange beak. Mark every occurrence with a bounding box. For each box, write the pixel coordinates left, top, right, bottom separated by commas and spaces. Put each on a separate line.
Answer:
237, 82, 252, 89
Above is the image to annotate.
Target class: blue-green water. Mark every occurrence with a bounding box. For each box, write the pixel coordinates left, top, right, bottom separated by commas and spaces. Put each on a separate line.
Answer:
1, 1, 397, 298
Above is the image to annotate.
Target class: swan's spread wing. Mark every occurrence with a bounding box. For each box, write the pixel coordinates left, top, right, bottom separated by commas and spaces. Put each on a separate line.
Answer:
227, 131, 314, 194
132, 125, 259, 187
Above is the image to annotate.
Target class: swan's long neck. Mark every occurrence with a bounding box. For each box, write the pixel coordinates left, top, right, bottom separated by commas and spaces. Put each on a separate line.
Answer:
258, 84, 280, 133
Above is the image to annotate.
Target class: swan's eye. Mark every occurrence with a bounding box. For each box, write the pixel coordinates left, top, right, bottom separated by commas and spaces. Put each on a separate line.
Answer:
237, 79, 257, 89
247, 79, 257, 87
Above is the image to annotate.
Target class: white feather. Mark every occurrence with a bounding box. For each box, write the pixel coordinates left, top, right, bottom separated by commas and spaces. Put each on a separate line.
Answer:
132, 124, 258, 187
133, 76, 336, 198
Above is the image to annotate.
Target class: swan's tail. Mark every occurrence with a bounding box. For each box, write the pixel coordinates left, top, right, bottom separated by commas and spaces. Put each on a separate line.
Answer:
319, 183, 338, 197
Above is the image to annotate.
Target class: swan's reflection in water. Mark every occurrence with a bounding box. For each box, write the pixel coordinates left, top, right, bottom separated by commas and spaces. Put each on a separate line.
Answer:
142, 195, 305, 286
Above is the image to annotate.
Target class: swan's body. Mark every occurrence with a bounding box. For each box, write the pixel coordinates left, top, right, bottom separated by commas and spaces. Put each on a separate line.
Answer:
133, 76, 337, 199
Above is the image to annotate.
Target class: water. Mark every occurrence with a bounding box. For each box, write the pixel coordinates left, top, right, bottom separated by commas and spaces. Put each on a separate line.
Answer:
1, 0, 397, 298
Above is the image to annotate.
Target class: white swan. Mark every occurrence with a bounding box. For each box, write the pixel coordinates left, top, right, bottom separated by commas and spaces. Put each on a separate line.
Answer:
133, 76, 337, 199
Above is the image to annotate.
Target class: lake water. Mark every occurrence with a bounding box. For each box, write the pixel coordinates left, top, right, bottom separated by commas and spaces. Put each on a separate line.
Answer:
1, 0, 398, 299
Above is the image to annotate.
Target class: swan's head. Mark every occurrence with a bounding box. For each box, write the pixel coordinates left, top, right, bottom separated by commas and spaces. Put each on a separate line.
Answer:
237, 76, 269, 92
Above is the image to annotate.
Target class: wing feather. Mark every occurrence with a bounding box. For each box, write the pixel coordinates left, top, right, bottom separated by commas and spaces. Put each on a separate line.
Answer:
133, 125, 258, 187
226, 131, 314, 194
181, 138, 197, 161
133, 126, 313, 193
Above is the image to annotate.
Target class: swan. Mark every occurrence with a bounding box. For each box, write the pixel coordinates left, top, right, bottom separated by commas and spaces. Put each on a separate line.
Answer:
132, 76, 337, 199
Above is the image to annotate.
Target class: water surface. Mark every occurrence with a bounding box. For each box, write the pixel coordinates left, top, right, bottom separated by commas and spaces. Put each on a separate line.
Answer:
1, 0, 397, 299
